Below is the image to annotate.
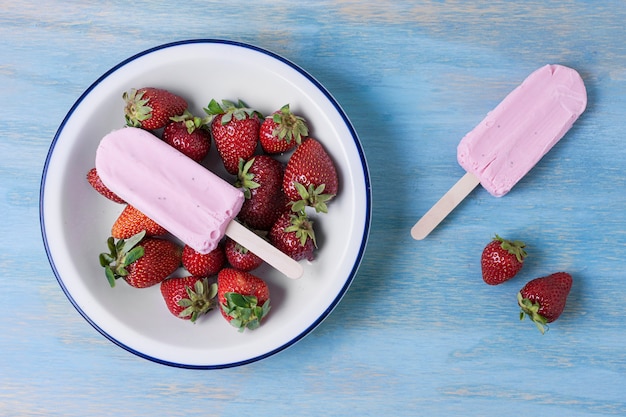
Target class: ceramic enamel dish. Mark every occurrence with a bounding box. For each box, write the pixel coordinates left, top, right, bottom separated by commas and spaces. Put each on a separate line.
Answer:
40, 39, 371, 368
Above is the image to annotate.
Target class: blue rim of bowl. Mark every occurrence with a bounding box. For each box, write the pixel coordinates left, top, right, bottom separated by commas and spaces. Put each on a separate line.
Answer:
39, 39, 372, 369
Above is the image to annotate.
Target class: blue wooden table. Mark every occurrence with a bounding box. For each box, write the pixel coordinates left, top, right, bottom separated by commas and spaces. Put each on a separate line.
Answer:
3, 1, 626, 415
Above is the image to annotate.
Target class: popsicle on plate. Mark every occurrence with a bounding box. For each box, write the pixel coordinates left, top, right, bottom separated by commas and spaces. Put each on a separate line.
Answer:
96, 127, 303, 279
411, 64, 587, 240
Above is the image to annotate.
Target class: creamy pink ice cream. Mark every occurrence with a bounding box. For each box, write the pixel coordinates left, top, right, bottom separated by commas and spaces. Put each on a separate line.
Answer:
457, 64, 587, 197
95, 127, 244, 254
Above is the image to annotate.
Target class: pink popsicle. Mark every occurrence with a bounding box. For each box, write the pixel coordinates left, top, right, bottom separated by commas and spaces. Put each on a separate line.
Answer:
96, 127, 303, 279
412, 64, 587, 240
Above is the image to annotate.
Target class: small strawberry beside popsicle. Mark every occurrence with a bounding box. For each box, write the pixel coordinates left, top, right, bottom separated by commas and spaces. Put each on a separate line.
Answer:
481, 235, 527, 285
181, 244, 226, 278
86, 168, 125, 204
236, 155, 289, 231
518, 272, 573, 334
269, 211, 316, 262
163, 111, 212, 163
204, 99, 262, 175
224, 237, 264, 272
111, 204, 168, 239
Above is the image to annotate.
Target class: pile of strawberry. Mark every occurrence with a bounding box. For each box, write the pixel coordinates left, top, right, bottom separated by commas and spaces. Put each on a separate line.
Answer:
480, 235, 573, 334
89, 87, 339, 332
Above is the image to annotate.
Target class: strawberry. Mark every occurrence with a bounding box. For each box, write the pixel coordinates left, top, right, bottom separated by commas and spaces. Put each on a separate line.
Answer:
99, 231, 182, 288
283, 138, 338, 213
236, 156, 289, 230
224, 237, 263, 272
181, 243, 225, 277
481, 235, 527, 285
111, 205, 168, 239
518, 272, 573, 334
160, 276, 217, 322
204, 99, 262, 174
123, 87, 188, 130
268, 211, 316, 261
217, 268, 271, 331
259, 104, 309, 154
86, 167, 125, 204
162, 111, 211, 162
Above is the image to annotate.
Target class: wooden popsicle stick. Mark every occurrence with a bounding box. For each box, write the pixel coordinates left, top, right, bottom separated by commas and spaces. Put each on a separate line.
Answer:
225, 220, 304, 279
411, 172, 480, 240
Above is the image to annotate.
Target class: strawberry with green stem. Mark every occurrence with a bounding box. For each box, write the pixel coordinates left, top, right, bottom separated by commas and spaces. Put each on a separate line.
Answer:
259, 103, 309, 154
224, 237, 264, 272
481, 235, 527, 285
269, 211, 316, 262
123, 87, 188, 130
236, 156, 289, 230
160, 276, 217, 322
283, 137, 338, 213
518, 272, 573, 334
163, 110, 211, 162
217, 268, 271, 332
99, 231, 181, 288
204, 99, 262, 174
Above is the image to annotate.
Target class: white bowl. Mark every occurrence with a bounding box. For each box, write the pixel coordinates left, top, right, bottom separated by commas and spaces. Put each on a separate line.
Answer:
40, 40, 371, 368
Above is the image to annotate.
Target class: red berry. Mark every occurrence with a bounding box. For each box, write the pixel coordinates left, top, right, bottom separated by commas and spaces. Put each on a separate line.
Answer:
86, 168, 125, 203
123, 87, 188, 130
283, 138, 338, 213
268, 212, 316, 261
259, 104, 308, 154
224, 237, 263, 272
236, 155, 289, 230
181, 244, 225, 277
205, 99, 261, 174
162, 119, 211, 163
481, 235, 527, 285
217, 268, 271, 331
160, 276, 217, 322
123, 238, 181, 288
111, 205, 168, 239
99, 231, 182, 289
518, 272, 573, 334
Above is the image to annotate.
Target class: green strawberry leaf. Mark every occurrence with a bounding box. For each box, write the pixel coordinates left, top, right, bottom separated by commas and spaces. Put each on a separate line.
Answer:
495, 234, 527, 263
226, 292, 256, 308
517, 292, 549, 334
107, 237, 117, 257
204, 99, 224, 116
99, 230, 146, 287
221, 292, 270, 332
99, 253, 113, 267
235, 158, 261, 199
123, 230, 146, 251
122, 246, 145, 267
105, 266, 116, 287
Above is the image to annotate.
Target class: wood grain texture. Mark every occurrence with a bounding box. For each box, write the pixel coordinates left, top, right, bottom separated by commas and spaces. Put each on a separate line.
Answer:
2, 0, 626, 415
